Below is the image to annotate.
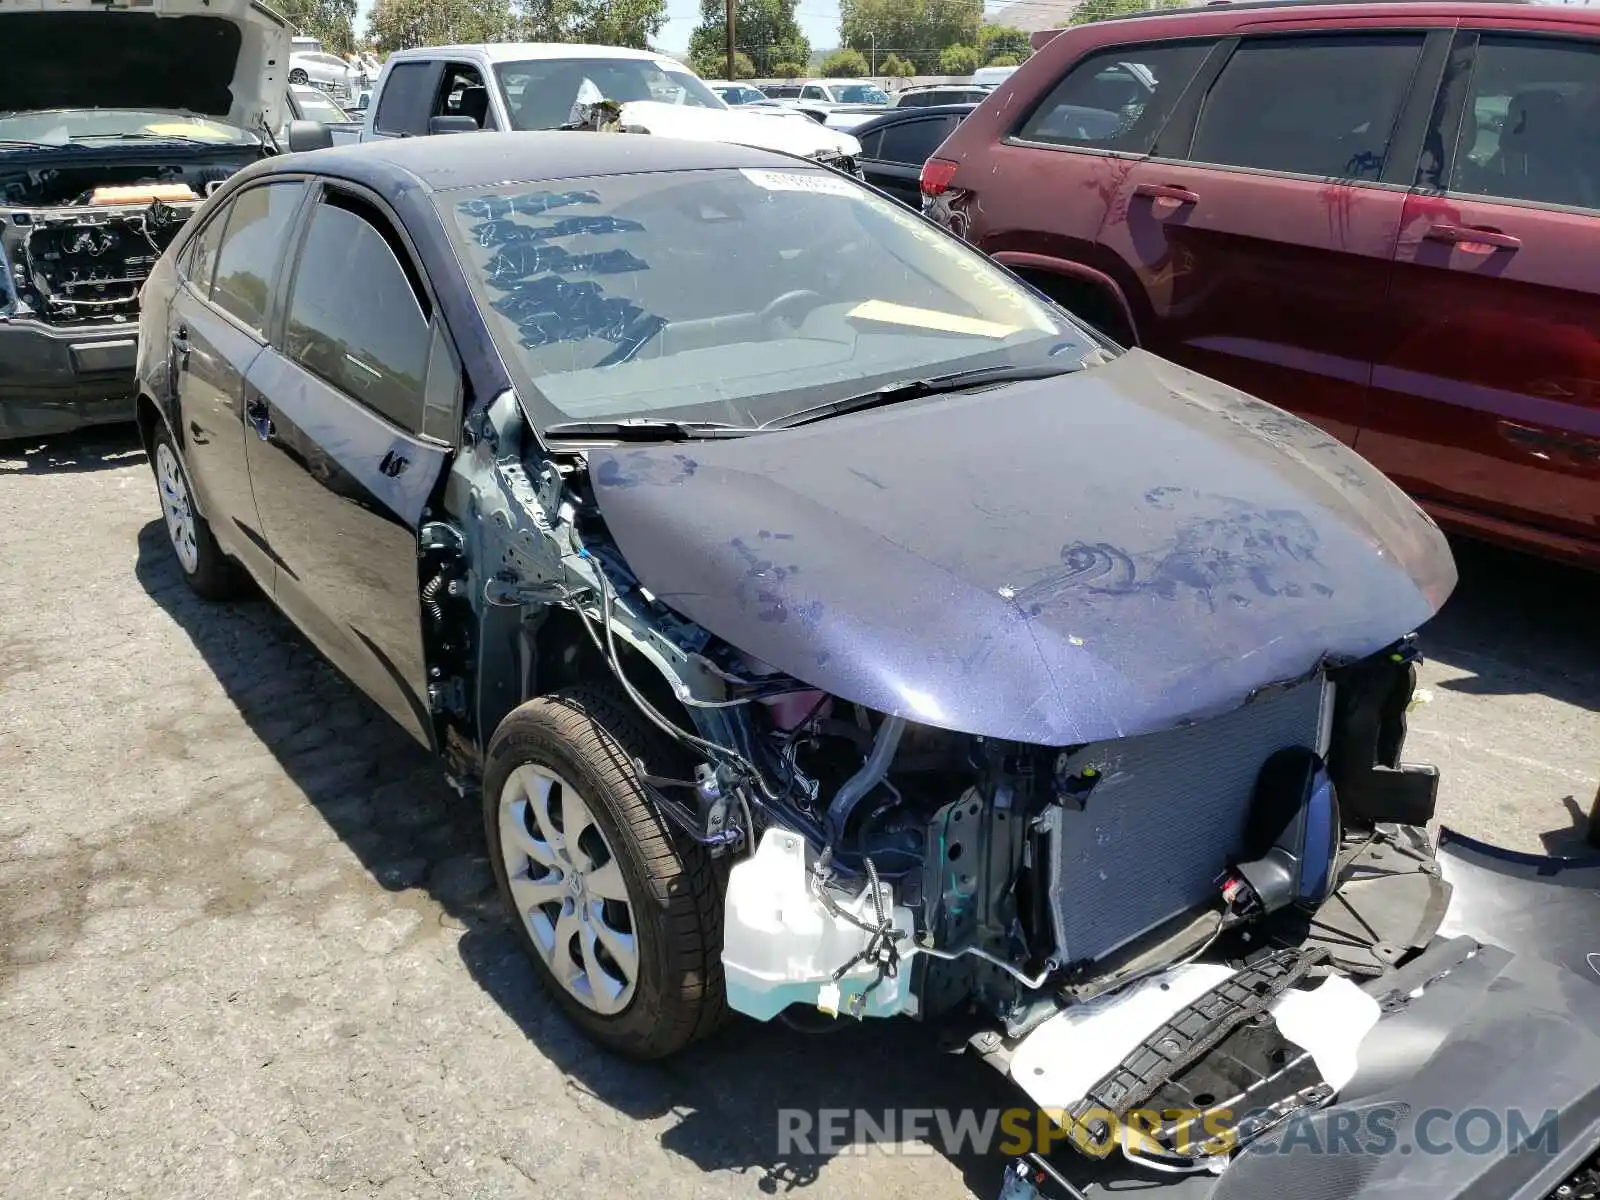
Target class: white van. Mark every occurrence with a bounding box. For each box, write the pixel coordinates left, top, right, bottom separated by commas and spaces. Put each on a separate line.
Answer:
971, 64, 1018, 88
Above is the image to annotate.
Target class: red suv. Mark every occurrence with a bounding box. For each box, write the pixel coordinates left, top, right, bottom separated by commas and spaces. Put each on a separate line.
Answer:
925, 0, 1600, 568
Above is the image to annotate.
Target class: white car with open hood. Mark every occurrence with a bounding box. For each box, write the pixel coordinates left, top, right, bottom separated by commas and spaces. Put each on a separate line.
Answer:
360, 43, 863, 170
0, 0, 286, 439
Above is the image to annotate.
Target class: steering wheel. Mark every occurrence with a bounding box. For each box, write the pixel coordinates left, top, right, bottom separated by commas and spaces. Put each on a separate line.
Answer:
759, 289, 827, 333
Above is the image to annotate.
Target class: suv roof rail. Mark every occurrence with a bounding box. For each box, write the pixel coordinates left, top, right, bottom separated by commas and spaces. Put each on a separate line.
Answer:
1039, 0, 1531, 29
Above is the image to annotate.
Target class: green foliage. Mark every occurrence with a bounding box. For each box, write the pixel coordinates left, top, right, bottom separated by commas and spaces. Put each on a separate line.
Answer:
820, 47, 870, 77
516, 0, 667, 47
280, 0, 358, 54
839, 0, 982, 74
1071, 0, 1177, 24
938, 42, 981, 75
878, 53, 915, 77
686, 0, 809, 78
978, 23, 1030, 63
771, 60, 805, 77
366, 0, 515, 53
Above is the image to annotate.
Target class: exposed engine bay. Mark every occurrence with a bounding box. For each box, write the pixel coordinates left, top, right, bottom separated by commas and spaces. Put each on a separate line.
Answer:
434, 391, 1458, 1174
0, 150, 257, 326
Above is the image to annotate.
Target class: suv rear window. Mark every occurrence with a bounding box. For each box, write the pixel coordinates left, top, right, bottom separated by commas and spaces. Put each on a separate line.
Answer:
1189, 34, 1425, 181
1451, 35, 1600, 211
1016, 41, 1214, 153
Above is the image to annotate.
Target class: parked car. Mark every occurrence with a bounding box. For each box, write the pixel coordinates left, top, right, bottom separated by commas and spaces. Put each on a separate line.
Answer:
289, 35, 356, 104
852, 103, 979, 206
134, 128, 1600, 1199
926, 0, 1600, 569
282, 85, 363, 146
761, 78, 892, 127
893, 83, 991, 107
361, 44, 861, 169
971, 64, 1019, 89
0, 0, 284, 439
705, 81, 770, 105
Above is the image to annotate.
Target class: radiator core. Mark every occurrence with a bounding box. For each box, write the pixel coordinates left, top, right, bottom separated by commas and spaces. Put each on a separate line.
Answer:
1044, 677, 1332, 965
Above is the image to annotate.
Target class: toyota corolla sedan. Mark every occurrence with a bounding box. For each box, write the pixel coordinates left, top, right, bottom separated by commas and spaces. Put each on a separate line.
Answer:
135, 133, 1600, 1200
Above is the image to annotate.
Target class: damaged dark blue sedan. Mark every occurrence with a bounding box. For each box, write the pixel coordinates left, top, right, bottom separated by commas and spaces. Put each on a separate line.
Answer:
136, 133, 1600, 1199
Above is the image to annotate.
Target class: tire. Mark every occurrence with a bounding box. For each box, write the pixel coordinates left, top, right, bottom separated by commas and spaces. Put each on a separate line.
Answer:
151, 424, 243, 601
288, 68, 308, 85
483, 683, 727, 1060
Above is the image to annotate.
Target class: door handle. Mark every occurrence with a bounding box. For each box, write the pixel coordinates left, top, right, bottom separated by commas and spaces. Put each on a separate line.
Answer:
1423, 224, 1520, 254
245, 397, 274, 441
1134, 183, 1200, 211
170, 325, 190, 370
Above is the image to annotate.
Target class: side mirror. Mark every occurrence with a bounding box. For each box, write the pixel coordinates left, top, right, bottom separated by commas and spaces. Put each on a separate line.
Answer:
428, 115, 480, 135
286, 120, 333, 153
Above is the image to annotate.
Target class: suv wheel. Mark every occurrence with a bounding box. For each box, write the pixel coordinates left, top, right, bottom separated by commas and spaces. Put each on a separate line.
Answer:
483, 683, 727, 1059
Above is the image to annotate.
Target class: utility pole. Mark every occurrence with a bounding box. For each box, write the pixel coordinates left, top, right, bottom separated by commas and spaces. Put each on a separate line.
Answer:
869, 31, 876, 73
725, 0, 736, 80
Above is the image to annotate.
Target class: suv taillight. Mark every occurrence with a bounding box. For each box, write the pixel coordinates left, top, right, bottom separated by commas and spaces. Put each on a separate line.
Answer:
920, 157, 958, 198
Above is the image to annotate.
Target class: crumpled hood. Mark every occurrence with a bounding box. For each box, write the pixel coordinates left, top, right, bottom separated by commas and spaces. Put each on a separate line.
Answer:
590, 349, 1456, 745
616, 100, 862, 158
4, 0, 289, 135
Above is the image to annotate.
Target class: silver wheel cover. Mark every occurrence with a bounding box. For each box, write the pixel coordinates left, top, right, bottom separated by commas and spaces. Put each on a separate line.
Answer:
497, 764, 640, 1014
155, 442, 199, 575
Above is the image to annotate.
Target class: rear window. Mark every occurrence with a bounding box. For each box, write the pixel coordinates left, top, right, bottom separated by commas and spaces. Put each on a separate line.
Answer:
1189, 34, 1425, 180
1017, 41, 1213, 153
439, 168, 1090, 432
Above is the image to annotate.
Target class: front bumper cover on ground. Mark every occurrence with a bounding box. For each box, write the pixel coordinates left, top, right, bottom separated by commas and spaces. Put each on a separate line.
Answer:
0, 319, 138, 440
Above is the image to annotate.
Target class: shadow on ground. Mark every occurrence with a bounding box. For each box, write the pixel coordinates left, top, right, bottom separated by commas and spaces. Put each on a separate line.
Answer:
0, 425, 146, 475
132, 518, 1012, 1199
1423, 536, 1600, 711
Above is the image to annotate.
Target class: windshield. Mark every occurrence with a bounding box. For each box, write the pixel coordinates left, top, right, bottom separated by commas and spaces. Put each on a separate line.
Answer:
0, 108, 257, 146
495, 59, 724, 130
440, 167, 1099, 433
834, 84, 890, 104
291, 88, 349, 123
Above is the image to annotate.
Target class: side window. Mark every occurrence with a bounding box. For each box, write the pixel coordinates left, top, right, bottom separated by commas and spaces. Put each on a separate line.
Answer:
180, 206, 227, 296
282, 196, 430, 432
801, 85, 826, 100
210, 181, 305, 334
857, 129, 884, 158
1190, 34, 1426, 181
435, 62, 495, 130
1017, 40, 1214, 152
879, 117, 954, 165
374, 61, 435, 135
1451, 36, 1600, 211
899, 91, 930, 108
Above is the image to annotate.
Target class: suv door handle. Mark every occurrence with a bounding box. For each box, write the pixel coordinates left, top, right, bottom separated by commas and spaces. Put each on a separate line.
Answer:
1424, 224, 1521, 253
245, 397, 274, 441
1134, 183, 1200, 210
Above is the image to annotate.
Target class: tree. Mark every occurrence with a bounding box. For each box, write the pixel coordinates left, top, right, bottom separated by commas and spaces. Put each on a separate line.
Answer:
772, 60, 805, 77
839, 0, 982, 74
938, 43, 981, 74
367, 0, 514, 53
978, 23, 1030, 64
516, 0, 667, 47
281, 0, 358, 54
878, 53, 915, 77
686, 0, 809, 79
820, 47, 870, 77
1072, 0, 1178, 23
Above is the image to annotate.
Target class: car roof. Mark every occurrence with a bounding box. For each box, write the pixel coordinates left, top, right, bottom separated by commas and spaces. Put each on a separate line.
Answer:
1044, 0, 1560, 28
386, 42, 679, 65
264, 130, 814, 194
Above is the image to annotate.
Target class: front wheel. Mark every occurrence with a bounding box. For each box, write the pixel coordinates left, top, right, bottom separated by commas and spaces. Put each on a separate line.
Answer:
288, 68, 308, 85
483, 684, 727, 1060
151, 425, 242, 600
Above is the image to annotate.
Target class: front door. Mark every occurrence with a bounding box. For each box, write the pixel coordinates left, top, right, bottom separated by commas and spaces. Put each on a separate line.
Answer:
1097, 31, 1441, 445
169, 179, 308, 585
1363, 31, 1600, 555
243, 186, 452, 747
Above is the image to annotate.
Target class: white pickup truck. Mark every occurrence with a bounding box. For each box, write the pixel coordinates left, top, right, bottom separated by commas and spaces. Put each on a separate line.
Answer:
358, 42, 863, 170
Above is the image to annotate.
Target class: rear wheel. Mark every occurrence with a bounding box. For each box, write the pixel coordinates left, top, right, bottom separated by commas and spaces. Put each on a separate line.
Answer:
484, 683, 727, 1059
288, 68, 308, 85
151, 426, 242, 601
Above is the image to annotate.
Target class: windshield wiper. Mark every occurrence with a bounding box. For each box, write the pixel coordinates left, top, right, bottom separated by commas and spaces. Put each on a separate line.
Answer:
68, 132, 222, 146
761, 362, 1084, 430
543, 417, 753, 442
0, 139, 56, 150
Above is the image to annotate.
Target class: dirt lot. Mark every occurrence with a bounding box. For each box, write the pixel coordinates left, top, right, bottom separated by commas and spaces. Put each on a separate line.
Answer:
2, 427, 1597, 1200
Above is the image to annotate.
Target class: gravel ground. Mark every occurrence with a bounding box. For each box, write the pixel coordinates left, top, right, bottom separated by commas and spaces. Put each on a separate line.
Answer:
1, 426, 1596, 1200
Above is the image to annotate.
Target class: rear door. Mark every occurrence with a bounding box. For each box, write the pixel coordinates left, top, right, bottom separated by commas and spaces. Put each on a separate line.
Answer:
858, 114, 963, 207
167, 179, 308, 586
1097, 29, 1446, 444
1364, 29, 1600, 552
243, 183, 460, 747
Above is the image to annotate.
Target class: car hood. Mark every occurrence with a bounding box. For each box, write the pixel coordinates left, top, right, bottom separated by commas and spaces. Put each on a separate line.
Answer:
589, 348, 1456, 745
4, 0, 289, 135
615, 100, 862, 158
